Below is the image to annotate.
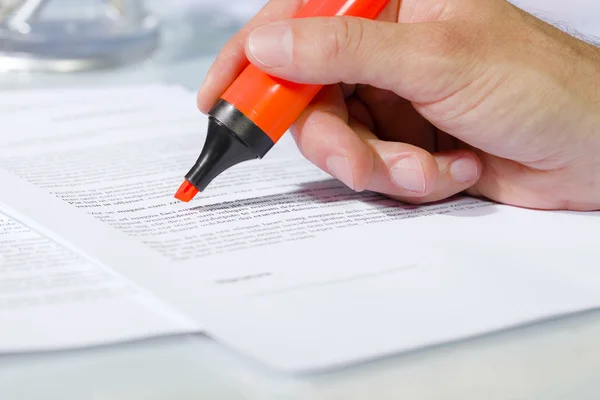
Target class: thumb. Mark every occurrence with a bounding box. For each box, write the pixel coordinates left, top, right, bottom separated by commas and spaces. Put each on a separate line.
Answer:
243, 16, 477, 103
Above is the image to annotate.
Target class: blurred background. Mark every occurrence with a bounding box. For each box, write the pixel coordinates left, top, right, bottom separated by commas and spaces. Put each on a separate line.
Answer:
0, 0, 266, 72
0, 0, 597, 89
0, 0, 268, 90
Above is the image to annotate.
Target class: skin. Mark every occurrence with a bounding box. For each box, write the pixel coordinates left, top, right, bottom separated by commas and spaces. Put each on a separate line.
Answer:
197, 0, 600, 211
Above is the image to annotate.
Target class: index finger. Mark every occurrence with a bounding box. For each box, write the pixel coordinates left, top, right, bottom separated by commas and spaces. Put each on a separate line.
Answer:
196, 0, 307, 113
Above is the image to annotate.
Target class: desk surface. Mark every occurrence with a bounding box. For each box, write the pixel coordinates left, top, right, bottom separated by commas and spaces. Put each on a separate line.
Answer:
1, 6, 600, 399
2, 304, 600, 399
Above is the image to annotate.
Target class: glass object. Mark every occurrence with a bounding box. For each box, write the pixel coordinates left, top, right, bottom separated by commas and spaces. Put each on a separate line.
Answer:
0, 0, 160, 72
143, 0, 259, 64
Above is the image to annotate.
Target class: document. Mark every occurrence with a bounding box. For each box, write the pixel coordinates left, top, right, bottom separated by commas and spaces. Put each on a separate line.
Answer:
0, 85, 599, 372
195, 205, 600, 371
0, 211, 200, 352
0, 84, 495, 304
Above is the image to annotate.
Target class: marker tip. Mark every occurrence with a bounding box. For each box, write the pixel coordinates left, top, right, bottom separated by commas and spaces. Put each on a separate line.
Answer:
174, 180, 199, 202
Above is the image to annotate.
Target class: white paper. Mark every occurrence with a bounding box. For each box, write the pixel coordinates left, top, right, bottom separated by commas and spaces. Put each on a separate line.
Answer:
0, 85, 598, 372
0, 211, 200, 352
0, 85, 490, 306
195, 206, 600, 371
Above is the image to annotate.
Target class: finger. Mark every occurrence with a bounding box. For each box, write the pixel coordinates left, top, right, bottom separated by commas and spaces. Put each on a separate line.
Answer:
198, 0, 398, 113
348, 118, 482, 203
387, 150, 482, 204
289, 85, 374, 192
291, 91, 481, 201
378, 0, 401, 22
243, 16, 478, 103
397, 0, 467, 23
345, 96, 374, 132
196, 0, 307, 113
340, 83, 356, 99
355, 86, 436, 151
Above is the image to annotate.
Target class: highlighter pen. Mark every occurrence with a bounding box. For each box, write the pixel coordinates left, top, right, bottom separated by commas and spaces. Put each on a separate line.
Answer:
174, 0, 391, 202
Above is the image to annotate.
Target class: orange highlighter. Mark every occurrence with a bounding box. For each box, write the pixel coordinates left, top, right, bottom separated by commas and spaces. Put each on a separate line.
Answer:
175, 0, 390, 202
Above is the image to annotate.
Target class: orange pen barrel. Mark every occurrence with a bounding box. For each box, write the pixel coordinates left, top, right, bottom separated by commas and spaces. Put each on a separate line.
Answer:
220, 0, 391, 144
175, 0, 390, 200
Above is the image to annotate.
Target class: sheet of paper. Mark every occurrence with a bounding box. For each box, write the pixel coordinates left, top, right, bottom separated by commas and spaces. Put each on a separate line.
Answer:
195, 205, 600, 371
0, 85, 598, 372
0, 211, 200, 353
0, 84, 489, 311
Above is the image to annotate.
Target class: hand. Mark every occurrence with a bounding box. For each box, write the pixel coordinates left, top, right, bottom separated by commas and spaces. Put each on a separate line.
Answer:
197, 0, 600, 211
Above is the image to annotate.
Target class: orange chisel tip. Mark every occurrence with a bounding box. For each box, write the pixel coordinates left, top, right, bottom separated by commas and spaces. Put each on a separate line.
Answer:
174, 180, 199, 202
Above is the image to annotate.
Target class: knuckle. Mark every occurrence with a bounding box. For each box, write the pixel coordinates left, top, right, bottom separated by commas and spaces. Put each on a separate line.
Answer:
323, 17, 366, 60
418, 23, 461, 57
418, 21, 482, 59
403, 22, 483, 101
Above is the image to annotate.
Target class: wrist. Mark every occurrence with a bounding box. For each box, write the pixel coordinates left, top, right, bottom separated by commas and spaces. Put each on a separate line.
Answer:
577, 49, 600, 210
529, 28, 600, 210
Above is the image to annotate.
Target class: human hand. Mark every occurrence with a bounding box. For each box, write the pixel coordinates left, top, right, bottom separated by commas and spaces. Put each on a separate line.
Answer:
197, 0, 600, 211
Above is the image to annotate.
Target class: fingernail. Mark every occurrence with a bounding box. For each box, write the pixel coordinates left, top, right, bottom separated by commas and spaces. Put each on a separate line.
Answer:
391, 155, 426, 193
248, 24, 293, 68
326, 156, 355, 189
450, 156, 479, 183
